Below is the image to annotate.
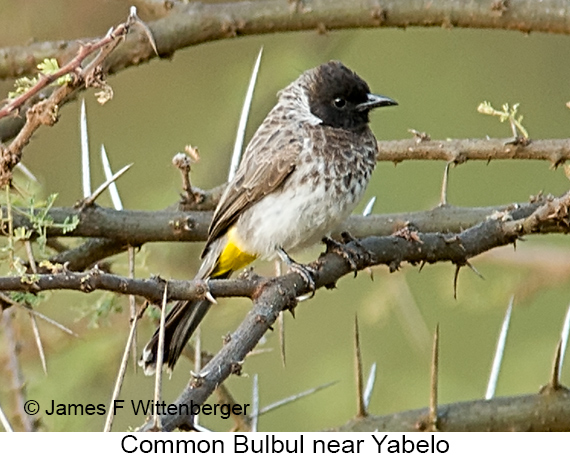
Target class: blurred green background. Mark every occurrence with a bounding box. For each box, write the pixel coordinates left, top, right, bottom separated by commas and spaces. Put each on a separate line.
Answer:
1, 1, 569, 432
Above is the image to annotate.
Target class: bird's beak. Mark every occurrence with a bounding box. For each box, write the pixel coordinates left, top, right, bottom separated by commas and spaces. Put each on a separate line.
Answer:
356, 93, 398, 111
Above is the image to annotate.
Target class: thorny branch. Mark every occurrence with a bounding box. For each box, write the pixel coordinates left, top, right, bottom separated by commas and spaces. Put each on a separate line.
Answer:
2, 0, 570, 82
337, 388, 570, 432
377, 138, 570, 167
0, 193, 560, 306
0, 9, 144, 188
2, 186, 569, 431
0, 197, 549, 275
136, 188, 570, 431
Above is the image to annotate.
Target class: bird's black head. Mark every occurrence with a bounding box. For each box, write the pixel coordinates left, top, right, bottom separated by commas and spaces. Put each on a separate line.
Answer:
306, 61, 397, 131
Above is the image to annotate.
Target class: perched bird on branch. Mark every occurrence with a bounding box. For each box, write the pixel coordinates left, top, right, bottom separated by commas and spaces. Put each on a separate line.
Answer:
141, 60, 397, 374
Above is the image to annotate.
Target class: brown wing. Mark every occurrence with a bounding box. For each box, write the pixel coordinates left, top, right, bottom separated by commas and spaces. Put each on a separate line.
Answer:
201, 120, 302, 257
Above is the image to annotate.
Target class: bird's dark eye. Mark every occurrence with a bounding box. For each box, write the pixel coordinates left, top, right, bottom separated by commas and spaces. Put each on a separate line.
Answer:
333, 97, 346, 109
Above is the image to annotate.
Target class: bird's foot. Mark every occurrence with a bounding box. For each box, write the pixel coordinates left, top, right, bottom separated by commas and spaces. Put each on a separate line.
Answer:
277, 248, 316, 297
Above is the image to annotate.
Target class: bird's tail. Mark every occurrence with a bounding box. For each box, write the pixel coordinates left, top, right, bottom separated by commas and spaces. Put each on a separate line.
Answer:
140, 232, 256, 375
139, 278, 227, 375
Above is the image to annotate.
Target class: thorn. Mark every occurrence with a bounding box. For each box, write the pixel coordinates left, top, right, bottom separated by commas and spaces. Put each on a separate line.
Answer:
485, 296, 513, 399
354, 314, 366, 417
439, 162, 450, 206
15, 163, 38, 183
0, 292, 78, 337
82, 163, 133, 207
204, 290, 217, 305
80, 100, 91, 198
203, 279, 218, 304
279, 313, 286, 368
29, 314, 47, 375
362, 196, 376, 217
453, 264, 460, 300
363, 362, 377, 410
229, 47, 263, 182
550, 340, 562, 391
558, 302, 570, 374
257, 381, 337, 417
428, 324, 439, 431
419, 260, 426, 273
0, 404, 13, 432
274, 259, 287, 367
195, 327, 202, 373
129, 6, 159, 56
465, 260, 484, 280
100, 145, 124, 210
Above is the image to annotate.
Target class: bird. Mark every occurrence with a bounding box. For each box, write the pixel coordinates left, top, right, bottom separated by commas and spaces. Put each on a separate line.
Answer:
140, 60, 397, 374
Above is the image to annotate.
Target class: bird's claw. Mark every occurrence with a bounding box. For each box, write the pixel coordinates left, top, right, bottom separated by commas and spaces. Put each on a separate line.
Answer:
288, 261, 316, 298
277, 248, 316, 297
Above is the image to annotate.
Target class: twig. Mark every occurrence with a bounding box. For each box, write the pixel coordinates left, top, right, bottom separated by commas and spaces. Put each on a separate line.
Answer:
0, 11, 137, 119
103, 302, 146, 432
0, 9, 142, 187
152, 284, 169, 430
23, 240, 47, 374
257, 381, 337, 417
0, 291, 78, 337
251, 374, 259, 432
2, 309, 35, 431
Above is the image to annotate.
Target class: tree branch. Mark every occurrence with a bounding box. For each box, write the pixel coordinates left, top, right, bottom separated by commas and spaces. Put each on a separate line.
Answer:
377, 138, 570, 166
0, 197, 549, 274
336, 389, 570, 432
0, 198, 547, 245
131, 190, 570, 430
2, 0, 569, 81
